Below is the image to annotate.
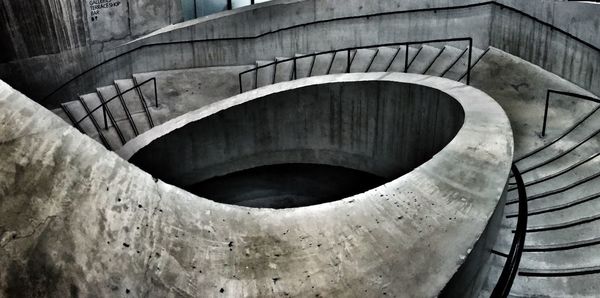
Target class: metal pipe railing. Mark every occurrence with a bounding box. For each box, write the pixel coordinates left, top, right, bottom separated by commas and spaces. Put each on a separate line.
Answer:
41, 2, 600, 108
541, 90, 600, 137
73, 78, 158, 129
491, 164, 528, 297
238, 37, 474, 93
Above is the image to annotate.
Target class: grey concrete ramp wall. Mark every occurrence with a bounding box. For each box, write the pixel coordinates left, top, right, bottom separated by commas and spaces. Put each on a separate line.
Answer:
0, 73, 513, 297
489, 3, 600, 96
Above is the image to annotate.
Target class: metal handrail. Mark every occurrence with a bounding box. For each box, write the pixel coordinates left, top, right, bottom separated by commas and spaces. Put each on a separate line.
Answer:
73, 78, 158, 129
541, 90, 600, 137
491, 164, 528, 297
39, 1, 600, 108
238, 37, 474, 93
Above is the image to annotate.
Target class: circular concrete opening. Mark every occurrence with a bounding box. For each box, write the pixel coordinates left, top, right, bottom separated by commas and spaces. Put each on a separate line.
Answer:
128, 80, 465, 208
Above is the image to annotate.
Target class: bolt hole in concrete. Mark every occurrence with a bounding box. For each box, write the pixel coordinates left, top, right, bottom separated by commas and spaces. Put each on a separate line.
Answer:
128, 79, 464, 208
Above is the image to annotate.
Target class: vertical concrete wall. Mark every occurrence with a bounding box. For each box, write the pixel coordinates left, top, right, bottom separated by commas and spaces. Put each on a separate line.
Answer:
1, 0, 599, 106
0, 0, 182, 62
40, 3, 493, 108
489, 3, 600, 96
130, 81, 465, 187
496, 0, 600, 49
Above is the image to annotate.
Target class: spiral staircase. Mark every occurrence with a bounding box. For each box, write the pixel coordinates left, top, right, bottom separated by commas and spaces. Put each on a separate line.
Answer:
4, 0, 600, 296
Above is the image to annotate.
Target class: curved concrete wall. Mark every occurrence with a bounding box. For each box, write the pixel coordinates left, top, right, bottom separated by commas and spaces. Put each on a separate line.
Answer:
129, 81, 464, 188
1, 73, 513, 296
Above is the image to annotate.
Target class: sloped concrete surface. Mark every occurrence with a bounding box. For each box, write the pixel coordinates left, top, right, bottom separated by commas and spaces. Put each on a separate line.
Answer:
0, 73, 512, 297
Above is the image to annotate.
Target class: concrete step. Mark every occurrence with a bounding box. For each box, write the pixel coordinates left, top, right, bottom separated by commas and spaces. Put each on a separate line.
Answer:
132, 65, 250, 124
443, 46, 486, 81
424, 45, 465, 77
79, 92, 107, 129
518, 137, 600, 185
256, 60, 275, 88
507, 171, 600, 211
309, 52, 334, 76
367, 47, 400, 72
133, 76, 159, 111
52, 107, 70, 124
520, 135, 600, 182
61, 100, 96, 136
349, 48, 377, 73
78, 94, 123, 149
520, 191, 600, 228
521, 244, 600, 272
524, 216, 600, 247
510, 272, 600, 297
274, 57, 293, 83
97, 85, 138, 141
406, 45, 441, 74
515, 101, 600, 172
477, 254, 506, 297
293, 54, 314, 79
510, 151, 600, 190
122, 112, 150, 139
387, 46, 420, 73
114, 79, 150, 117
328, 50, 354, 74
509, 154, 600, 201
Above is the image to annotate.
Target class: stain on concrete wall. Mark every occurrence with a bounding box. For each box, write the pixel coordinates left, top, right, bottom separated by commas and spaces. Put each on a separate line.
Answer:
0, 0, 183, 63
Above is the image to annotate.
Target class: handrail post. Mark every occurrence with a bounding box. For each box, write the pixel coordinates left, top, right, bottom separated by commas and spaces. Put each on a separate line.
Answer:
103, 104, 108, 130
542, 90, 551, 137
467, 38, 473, 85
293, 57, 297, 80
404, 44, 409, 72
153, 78, 158, 108
239, 73, 243, 93
254, 65, 258, 89
347, 50, 351, 73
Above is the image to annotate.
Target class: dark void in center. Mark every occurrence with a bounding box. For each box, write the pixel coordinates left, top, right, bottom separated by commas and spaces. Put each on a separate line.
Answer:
186, 163, 388, 209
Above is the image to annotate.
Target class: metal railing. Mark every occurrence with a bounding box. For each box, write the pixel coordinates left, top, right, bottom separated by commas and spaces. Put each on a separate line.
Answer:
541, 90, 600, 137
491, 164, 528, 297
38, 1, 600, 108
63, 78, 158, 148
238, 37, 474, 93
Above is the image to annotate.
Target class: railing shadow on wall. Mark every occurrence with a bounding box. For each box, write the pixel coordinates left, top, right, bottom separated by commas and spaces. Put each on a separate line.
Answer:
237, 37, 474, 93
39, 1, 600, 109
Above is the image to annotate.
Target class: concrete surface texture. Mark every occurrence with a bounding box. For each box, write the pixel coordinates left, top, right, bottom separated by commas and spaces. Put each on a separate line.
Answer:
0, 72, 513, 297
37, 0, 495, 107
51, 65, 251, 151
469, 47, 599, 158
239, 43, 485, 93
0, 0, 183, 61
127, 79, 465, 190
4, 0, 599, 108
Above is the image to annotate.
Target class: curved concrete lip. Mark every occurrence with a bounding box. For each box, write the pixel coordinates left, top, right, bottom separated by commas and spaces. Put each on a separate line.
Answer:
0, 74, 512, 297
116, 73, 513, 295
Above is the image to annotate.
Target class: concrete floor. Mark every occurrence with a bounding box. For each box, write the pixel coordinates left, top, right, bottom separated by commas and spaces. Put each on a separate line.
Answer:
187, 163, 387, 209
